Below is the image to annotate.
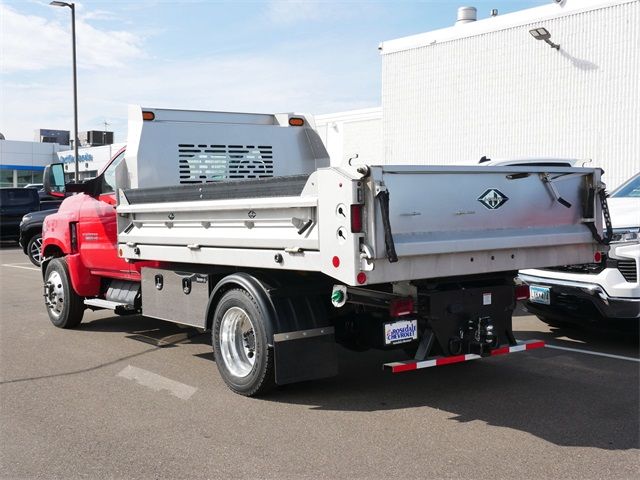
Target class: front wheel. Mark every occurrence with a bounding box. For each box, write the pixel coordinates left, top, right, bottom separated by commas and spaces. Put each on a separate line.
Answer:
44, 257, 84, 328
26, 233, 43, 267
212, 289, 275, 396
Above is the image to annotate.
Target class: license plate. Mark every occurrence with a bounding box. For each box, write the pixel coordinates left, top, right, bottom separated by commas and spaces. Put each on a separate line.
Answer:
529, 285, 550, 305
384, 319, 418, 345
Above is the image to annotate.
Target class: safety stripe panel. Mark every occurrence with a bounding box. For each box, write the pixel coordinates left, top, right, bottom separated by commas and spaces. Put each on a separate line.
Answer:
384, 340, 545, 373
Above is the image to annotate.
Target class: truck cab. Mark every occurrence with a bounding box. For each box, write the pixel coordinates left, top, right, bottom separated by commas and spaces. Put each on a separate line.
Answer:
41, 147, 138, 300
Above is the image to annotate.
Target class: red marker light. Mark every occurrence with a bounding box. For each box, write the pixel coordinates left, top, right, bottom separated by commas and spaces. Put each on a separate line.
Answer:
515, 284, 530, 301
357, 272, 367, 284
594, 251, 602, 263
350, 204, 363, 233
332, 256, 340, 268
389, 297, 414, 317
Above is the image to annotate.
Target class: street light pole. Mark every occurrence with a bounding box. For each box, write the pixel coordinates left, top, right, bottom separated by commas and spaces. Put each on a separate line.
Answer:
50, 1, 79, 182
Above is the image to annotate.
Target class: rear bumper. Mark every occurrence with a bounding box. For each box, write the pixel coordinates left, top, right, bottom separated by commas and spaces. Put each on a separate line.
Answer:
384, 340, 545, 373
519, 273, 640, 320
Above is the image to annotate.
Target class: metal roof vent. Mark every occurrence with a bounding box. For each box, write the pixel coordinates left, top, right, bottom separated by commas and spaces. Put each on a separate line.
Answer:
456, 6, 477, 25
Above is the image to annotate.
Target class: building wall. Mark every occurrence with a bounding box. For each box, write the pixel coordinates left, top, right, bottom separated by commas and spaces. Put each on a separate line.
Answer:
381, 0, 639, 189
0, 140, 60, 187
314, 108, 383, 166
56, 143, 126, 181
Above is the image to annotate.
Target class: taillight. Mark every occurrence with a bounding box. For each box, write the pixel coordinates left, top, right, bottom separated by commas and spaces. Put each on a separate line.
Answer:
389, 297, 414, 317
350, 204, 363, 233
515, 284, 530, 301
70, 222, 78, 253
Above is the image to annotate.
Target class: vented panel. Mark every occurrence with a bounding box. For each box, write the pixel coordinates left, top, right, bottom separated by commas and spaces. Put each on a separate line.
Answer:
178, 144, 274, 184
617, 260, 638, 283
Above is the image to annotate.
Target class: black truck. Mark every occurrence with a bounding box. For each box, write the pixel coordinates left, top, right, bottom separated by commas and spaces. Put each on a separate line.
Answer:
0, 187, 62, 266
0, 188, 41, 242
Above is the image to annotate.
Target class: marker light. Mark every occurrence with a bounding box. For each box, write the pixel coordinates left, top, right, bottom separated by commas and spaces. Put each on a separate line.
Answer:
142, 111, 155, 121
356, 272, 367, 284
515, 284, 530, 301
289, 117, 305, 126
389, 297, 414, 317
350, 204, 363, 233
594, 251, 602, 263
332, 256, 340, 268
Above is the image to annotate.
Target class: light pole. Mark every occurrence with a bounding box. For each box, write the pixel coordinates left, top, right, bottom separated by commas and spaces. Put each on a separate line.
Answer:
50, 1, 79, 182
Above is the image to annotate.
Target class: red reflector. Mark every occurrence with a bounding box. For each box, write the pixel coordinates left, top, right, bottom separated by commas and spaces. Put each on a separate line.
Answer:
515, 284, 530, 301
350, 204, 363, 233
142, 111, 155, 121
389, 297, 414, 317
332, 256, 340, 268
594, 251, 602, 263
356, 272, 367, 284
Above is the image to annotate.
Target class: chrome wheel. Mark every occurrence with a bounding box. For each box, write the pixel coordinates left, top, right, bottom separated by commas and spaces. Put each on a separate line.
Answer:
45, 270, 65, 319
29, 235, 43, 266
219, 307, 256, 378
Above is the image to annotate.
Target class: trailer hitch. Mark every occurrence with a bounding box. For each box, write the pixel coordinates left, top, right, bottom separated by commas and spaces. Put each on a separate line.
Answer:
449, 316, 498, 357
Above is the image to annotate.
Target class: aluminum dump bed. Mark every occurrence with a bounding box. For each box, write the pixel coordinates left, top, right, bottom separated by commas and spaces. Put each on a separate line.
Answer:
118, 163, 604, 286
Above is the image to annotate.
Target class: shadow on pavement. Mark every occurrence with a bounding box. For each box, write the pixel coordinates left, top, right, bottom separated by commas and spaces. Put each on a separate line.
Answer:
31, 312, 639, 451
264, 343, 639, 451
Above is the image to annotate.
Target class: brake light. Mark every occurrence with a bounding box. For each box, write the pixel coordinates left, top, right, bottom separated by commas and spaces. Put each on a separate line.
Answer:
70, 222, 78, 253
390, 297, 414, 317
142, 111, 155, 121
515, 284, 530, 301
350, 204, 363, 233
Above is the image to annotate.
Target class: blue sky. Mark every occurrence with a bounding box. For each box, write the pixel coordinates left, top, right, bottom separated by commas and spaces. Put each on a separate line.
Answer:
1, 0, 546, 142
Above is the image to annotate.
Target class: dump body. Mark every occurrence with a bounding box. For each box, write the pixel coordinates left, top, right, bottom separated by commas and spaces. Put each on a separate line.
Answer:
118, 163, 603, 286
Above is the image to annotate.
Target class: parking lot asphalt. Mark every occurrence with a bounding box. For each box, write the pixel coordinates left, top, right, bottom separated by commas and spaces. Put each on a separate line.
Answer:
1, 244, 638, 479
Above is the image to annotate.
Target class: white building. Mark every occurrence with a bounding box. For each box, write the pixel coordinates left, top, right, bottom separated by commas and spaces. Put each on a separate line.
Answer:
56, 143, 126, 181
378, 0, 639, 189
0, 140, 61, 187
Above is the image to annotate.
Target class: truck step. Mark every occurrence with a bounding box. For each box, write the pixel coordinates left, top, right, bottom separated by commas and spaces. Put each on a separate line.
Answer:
383, 340, 545, 373
84, 298, 136, 314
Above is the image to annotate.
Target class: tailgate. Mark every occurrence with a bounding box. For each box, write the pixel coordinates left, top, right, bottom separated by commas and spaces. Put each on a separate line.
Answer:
363, 165, 603, 282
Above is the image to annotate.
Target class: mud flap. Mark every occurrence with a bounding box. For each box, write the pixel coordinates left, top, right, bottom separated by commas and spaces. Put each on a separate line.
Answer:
273, 327, 338, 385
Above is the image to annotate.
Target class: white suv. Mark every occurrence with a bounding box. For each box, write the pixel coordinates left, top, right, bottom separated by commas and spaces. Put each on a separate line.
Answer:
520, 173, 640, 325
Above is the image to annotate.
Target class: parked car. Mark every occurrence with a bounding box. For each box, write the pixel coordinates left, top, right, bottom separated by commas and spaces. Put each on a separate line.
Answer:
520, 172, 640, 326
19, 208, 59, 266
0, 188, 40, 242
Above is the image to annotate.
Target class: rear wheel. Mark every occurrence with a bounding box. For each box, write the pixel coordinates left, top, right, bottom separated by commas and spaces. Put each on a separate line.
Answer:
44, 257, 84, 328
26, 233, 43, 266
212, 289, 275, 396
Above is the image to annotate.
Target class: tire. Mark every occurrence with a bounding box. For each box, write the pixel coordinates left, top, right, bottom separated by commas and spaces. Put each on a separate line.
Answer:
212, 289, 275, 396
44, 257, 84, 329
26, 233, 43, 267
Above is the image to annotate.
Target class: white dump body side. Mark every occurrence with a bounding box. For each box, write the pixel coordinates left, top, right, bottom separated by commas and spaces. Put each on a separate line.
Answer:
118, 163, 604, 286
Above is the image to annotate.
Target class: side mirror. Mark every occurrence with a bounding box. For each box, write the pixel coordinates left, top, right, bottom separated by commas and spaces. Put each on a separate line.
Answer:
43, 163, 66, 198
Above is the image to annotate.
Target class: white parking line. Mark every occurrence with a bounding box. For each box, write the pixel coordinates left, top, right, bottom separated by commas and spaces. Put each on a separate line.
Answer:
117, 365, 198, 400
1, 264, 40, 271
546, 344, 640, 363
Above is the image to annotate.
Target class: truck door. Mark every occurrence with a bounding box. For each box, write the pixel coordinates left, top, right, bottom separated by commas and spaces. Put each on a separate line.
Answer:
77, 150, 132, 277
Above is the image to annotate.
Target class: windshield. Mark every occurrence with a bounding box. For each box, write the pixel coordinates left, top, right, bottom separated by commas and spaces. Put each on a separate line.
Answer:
611, 174, 640, 198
